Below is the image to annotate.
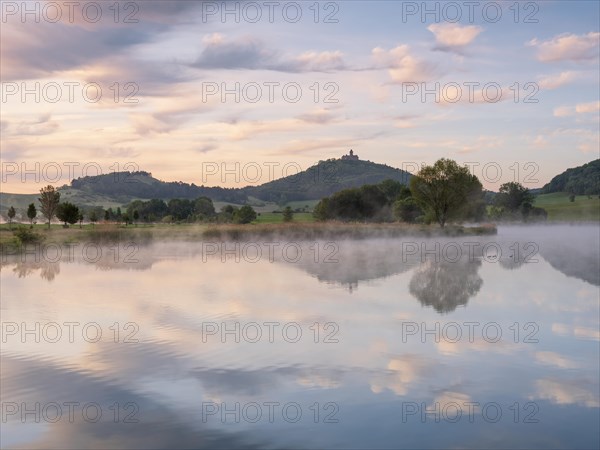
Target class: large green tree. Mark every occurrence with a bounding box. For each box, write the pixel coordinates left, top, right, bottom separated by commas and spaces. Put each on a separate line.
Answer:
56, 202, 80, 227
409, 158, 483, 227
39, 185, 61, 228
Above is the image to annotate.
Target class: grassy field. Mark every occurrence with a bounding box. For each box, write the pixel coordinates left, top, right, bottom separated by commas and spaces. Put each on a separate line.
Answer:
534, 192, 600, 221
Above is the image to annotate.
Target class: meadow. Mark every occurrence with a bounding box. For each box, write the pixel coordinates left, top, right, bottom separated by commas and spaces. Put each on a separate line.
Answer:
534, 192, 600, 221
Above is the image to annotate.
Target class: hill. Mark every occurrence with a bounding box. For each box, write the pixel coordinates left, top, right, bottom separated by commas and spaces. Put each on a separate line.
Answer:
70, 171, 248, 204
542, 159, 599, 195
1, 157, 413, 215
246, 158, 412, 204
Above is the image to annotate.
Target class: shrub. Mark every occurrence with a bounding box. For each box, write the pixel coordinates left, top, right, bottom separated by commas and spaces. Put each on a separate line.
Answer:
13, 226, 44, 244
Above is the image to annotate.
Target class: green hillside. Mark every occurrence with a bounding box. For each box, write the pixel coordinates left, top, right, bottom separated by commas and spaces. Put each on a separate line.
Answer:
542, 159, 599, 195
246, 158, 412, 203
70, 171, 247, 203
534, 192, 600, 221
0, 192, 39, 216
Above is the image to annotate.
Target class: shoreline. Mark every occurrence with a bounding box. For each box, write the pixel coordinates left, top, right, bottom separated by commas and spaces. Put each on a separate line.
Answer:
0, 222, 498, 251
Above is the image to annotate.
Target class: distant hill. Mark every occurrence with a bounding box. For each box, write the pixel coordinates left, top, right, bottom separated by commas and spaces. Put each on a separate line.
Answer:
542, 159, 600, 195
0, 156, 413, 214
69, 158, 412, 205
70, 171, 248, 203
246, 158, 412, 203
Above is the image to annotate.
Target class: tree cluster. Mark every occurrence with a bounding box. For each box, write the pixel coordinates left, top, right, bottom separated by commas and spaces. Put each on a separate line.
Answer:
490, 181, 547, 222
313, 159, 487, 227
313, 179, 412, 222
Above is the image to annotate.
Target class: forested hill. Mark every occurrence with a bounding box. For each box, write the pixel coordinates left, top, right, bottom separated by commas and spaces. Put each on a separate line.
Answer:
68, 159, 413, 204
70, 171, 247, 203
542, 159, 600, 195
246, 159, 413, 203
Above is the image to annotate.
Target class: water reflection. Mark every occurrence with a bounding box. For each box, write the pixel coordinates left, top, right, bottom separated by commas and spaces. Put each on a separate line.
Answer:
3, 226, 598, 292
409, 259, 483, 313
1, 226, 599, 448
4, 259, 61, 281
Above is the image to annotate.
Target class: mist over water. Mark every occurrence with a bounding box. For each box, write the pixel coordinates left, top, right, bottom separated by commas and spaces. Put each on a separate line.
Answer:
1, 225, 599, 449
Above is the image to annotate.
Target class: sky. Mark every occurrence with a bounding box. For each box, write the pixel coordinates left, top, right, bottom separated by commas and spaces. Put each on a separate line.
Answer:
0, 0, 599, 194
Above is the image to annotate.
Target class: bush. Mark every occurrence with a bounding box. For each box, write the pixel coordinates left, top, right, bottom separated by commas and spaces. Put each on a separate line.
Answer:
13, 226, 44, 244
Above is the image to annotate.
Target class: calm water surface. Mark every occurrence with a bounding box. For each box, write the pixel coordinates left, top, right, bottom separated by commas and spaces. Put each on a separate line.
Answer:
1, 225, 599, 449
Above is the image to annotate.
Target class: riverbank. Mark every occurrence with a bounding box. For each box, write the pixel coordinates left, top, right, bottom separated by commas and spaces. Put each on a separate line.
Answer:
0, 222, 497, 251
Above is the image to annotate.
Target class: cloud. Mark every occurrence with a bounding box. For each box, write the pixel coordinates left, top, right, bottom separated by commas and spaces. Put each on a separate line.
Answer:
553, 101, 600, 117
535, 351, 579, 369
538, 71, 579, 90
372, 45, 438, 83
370, 354, 432, 396
427, 23, 483, 52
393, 114, 419, 129
533, 378, 599, 407
2, 114, 60, 136
573, 326, 600, 340
532, 135, 548, 148
192, 34, 346, 72
296, 108, 337, 124
575, 101, 600, 113
194, 143, 218, 154
0, 20, 159, 80
528, 32, 600, 62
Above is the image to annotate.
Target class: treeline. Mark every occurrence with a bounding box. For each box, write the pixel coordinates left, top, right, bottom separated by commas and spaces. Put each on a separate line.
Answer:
7, 186, 259, 229
313, 159, 545, 226
542, 159, 599, 195
121, 198, 257, 224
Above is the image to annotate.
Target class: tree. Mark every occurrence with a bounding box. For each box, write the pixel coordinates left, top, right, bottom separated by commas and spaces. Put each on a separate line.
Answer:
56, 202, 80, 227
234, 205, 257, 224
168, 198, 194, 222
123, 213, 131, 226
27, 203, 37, 228
394, 197, 422, 223
7, 206, 16, 229
313, 198, 330, 221
78, 212, 84, 228
218, 205, 236, 223
89, 210, 98, 225
133, 210, 139, 225
39, 185, 61, 228
283, 206, 294, 222
194, 197, 215, 219
410, 159, 482, 227
495, 182, 534, 212
104, 209, 110, 221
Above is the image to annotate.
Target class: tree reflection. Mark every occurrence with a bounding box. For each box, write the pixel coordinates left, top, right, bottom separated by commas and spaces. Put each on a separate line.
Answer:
409, 259, 483, 313
1, 260, 61, 282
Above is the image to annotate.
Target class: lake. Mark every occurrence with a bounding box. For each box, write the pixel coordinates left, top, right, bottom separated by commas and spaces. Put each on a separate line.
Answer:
1, 225, 599, 449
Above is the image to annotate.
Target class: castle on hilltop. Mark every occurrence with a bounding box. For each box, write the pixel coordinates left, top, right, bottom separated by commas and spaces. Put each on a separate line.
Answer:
341, 149, 359, 161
